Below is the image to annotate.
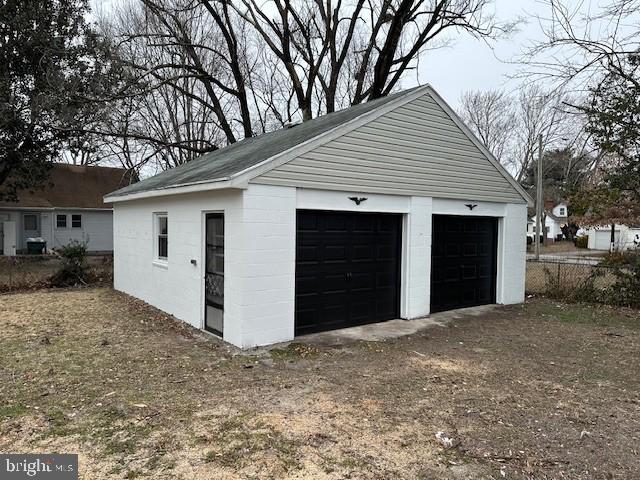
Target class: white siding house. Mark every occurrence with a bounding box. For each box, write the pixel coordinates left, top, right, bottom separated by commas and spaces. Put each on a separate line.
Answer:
0, 164, 134, 255
106, 85, 532, 349
528, 202, 568, 241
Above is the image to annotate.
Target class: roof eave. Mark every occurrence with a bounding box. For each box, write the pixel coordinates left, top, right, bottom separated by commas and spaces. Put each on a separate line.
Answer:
103, 176, 249, 203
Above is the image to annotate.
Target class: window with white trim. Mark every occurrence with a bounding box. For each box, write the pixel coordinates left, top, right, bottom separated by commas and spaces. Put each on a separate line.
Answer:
559, 207, 566, 216
56, 214, 67, 228
71, 214, 82, 228
155, 213, 168, 261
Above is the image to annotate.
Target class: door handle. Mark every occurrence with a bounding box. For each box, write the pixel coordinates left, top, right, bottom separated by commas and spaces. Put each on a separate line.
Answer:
346, 272, 352, 281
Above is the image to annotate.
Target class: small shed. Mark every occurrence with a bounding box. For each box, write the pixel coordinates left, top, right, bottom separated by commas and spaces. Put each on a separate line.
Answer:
105, 85, 531, 348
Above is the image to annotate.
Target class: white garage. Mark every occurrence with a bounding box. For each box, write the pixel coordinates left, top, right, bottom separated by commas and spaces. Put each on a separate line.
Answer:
105, 85, 531, 348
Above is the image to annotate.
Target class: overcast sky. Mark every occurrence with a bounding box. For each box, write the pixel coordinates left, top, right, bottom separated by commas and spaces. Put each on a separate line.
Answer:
413, 0, 557, 106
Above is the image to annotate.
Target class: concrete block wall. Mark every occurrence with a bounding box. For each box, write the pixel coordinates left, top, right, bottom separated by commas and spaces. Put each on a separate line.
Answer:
404, 196, 432, 318
499, 203, 527, 304
235, 185, 296, 347
112, 185, 527, 349
113, 189, 244, 336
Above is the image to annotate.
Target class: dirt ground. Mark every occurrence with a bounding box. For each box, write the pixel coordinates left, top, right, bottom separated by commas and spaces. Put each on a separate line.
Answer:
1, 288, 639, 479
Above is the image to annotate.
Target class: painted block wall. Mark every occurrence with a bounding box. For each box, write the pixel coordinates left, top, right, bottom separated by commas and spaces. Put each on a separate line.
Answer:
112, 185, 527, 349
500, 203, 527, 304
113, 189, 244, 344
235, 185, 296, 347
112, 186, 295, 348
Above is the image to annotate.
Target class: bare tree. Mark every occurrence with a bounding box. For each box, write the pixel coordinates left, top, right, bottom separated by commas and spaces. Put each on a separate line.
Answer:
233, 0, 518, 120
85, 0, 518, 173
458, 89, 515, 165
458, 85, 590, 182
521, 0, 640, 90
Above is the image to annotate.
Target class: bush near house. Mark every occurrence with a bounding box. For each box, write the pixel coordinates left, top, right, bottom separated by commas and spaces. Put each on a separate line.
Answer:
0, 252, 113, 292
50, 241, 90, 287
575, 235, 588, 248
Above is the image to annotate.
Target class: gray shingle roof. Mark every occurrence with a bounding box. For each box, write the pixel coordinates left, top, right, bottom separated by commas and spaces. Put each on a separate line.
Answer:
108, 87, 420, 198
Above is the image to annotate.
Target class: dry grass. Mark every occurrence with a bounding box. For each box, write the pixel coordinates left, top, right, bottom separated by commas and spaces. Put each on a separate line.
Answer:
0, 256, 112, 292
1, 288, 639, 479
526, 241, 585, 254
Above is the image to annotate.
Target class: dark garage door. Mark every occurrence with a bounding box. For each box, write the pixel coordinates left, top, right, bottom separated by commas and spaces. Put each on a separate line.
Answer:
431, 215, 498, 313
295, 210, 402, 336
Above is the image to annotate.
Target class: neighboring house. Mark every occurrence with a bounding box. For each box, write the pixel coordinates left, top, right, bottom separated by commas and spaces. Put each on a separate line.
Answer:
105, 85, 532, 349
586, 225, 640, 251
527, 202, 568, 241
0, 164, 134, 255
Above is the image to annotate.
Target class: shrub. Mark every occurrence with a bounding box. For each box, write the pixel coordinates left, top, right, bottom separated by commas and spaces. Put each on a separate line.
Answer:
601, 249, 639, 267
575, 236, 588, 248
50, 241, 89, 287
602, 253, 640, 308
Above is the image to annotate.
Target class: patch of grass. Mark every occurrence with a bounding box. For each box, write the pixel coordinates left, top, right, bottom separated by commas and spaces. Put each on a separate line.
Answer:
0, 404, 28, 420
105, 437, 138, 456
270, 342, 320, 361
45, 408, 71, 436
206, 414, 302, 471
533, 302, 638, 329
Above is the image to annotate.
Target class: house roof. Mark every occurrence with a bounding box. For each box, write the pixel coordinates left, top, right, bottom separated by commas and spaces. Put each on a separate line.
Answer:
105, 85, 531, 205
107, 87, 423, 199
0, 164, 135, 210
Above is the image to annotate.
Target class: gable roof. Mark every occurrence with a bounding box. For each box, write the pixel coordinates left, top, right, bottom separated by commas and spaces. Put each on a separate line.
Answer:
106, 85, 531, 205
0, 164, 135, 210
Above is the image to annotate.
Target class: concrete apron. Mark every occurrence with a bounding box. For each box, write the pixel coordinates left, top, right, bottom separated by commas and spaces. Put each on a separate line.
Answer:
297, 304, 499, 347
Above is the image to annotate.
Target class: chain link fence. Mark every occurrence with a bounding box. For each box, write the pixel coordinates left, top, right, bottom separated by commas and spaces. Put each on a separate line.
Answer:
526, 260, 617, 297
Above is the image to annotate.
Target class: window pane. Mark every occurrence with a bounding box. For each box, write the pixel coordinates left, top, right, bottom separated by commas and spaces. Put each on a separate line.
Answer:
72, 214, 82, 228
56, 215, 67, 228
158, 236, 168, 258
215, 255, 224, 273
159, 216, 168, 235
24, 215, 37, 231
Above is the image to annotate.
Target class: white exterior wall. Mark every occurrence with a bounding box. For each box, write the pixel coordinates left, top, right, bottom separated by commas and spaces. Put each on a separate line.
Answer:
113, 184, 527, 348
587, 225, 640, 251
49, 210, 114, 252
113, 189, 244, 342
529, 214, 563, 240
0, 208, 113, 253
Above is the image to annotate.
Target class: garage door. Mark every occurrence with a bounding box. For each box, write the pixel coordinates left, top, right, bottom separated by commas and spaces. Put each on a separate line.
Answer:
593, 229, 619, 250
295, 210, 402, 336
430, 215, 498, 313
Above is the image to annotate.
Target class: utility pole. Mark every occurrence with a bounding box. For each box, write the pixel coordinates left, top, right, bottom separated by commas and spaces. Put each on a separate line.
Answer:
535, 134, 543, 260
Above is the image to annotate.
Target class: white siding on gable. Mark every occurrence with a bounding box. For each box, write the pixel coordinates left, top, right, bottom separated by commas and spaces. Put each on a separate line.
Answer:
253, 92, 525, 204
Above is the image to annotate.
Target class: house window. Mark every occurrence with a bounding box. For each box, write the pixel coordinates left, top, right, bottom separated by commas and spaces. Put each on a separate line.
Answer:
559, 207, 566, 216
23, 214, 38, 231
155, 214, 168, 261
71, 214, 82, 228
56, 214, 67, 228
